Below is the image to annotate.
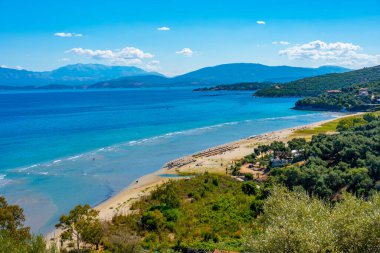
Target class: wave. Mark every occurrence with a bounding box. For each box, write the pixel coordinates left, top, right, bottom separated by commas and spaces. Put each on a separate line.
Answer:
118, 121, 240, 146
0, 174, 11, 188
257, 112, 344, 122
8, 112, 340, 175
67, 154, 83, 160
10, 120, 242, 174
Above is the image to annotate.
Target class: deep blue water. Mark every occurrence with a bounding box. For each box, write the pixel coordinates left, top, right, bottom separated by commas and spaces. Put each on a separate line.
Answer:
0, 88, 342, 233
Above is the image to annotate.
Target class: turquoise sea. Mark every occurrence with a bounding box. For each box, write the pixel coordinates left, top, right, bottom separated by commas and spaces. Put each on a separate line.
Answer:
0, 87, 342, 233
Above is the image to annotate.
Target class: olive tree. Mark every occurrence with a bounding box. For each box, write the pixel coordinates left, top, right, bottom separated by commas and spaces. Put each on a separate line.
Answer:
243, 187, 380, 253
55, 204, 102, 250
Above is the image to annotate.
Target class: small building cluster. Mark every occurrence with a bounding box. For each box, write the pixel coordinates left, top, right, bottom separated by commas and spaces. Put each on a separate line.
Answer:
358, 88, 369, 96
327, 89, 342, 94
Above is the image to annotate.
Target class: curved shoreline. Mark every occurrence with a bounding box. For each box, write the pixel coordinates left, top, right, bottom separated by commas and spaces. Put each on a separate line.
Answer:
93, 113, 361, 220
46, 112, 361, 242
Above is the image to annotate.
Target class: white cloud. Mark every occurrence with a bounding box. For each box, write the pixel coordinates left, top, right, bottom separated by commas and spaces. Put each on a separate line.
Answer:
0, 65, 7, 68
256, 20, 266, 25
145, 60, 161, 71
279, 40, 379, 67
157, 26, 170, 31
15, 66, 23, 70
60, 58, 71, 62
176, 48, 193, 57
272, 41, 290, 45
66, 46, 154, 66
54, 32, 83, 37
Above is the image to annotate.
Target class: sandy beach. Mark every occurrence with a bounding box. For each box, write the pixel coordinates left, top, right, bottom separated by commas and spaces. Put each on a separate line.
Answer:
94, 113, 361, 221
46, 112, 361, 243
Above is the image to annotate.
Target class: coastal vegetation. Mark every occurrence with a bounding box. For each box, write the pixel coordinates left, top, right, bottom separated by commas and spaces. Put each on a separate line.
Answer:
255, 65, 380, 97
289, 114, 366, 140
294, 80, 380, 111
55, 204, 103, 250
230, 113, 380, 199
2, 113, 380, 252
194, 65, 379, 98
195, 65, 380, 112
0, 196, 57, 253
102, 174, 264, 252
271, 113, 380, 199
193, 82, 273, 91
244, 187, 380, 253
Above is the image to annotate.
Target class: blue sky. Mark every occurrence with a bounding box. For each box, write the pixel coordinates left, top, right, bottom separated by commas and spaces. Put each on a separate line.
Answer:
0, 0, 379, 76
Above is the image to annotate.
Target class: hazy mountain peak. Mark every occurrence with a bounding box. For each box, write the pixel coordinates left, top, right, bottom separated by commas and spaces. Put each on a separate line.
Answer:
0, 62, 352, 87
173, 63, 350, 84
0, 64, 160, 86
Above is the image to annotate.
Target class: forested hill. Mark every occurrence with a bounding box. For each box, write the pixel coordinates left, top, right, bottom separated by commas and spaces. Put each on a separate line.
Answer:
193, 82, 273, 91
255, 65, 380, 97
294, 80, 380, 112
175, 63, 349, 84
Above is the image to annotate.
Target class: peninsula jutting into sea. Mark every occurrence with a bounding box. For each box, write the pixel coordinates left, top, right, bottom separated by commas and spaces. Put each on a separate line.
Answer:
1, 1, 380, 252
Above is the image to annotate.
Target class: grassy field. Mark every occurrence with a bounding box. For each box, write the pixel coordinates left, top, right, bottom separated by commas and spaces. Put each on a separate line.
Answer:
290, 114, 362, 140
291, 111, 380, 140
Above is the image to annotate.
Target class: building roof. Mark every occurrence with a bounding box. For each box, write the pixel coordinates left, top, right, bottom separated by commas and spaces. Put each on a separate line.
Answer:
327, 90, 342, 93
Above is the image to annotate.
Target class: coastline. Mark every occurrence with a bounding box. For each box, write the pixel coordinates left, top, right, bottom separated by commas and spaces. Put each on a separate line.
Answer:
93, 112, 362, 220
46, 112, 361, 242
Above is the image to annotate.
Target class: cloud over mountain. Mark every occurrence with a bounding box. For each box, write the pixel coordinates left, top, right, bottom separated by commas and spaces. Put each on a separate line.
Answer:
279, 40, 379, 67
67, 47, 154, 65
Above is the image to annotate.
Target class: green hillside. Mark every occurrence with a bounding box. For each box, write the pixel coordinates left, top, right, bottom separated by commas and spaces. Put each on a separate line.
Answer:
255, 65, 380, 97
193, 82, 273, 91
294, 80, 380, 111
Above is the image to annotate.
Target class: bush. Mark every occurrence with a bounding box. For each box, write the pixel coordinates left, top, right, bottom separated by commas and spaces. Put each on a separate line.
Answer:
141, 210, 165, 231
242, 182, 258, 195
244, 174, 254, 180
243, 187, 380, 253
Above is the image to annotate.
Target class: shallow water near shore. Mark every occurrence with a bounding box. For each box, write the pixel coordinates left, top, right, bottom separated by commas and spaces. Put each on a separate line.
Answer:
0, 87, 342, 233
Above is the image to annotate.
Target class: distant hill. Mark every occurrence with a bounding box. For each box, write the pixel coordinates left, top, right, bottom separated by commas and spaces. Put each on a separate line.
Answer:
0, 64, 161, 86
255, 65, 380, 97
84, 64, 349, 89
0, 68, 51, 86
0, 63, 349, 88
294, 80, 380, 112
173, 63, 349, 84
90, 75, 173, 88
193, 82, 274, 91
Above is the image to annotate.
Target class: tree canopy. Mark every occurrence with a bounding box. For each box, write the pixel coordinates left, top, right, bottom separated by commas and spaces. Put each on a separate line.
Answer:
244, 187, 380, 253
55, 204, 102, 250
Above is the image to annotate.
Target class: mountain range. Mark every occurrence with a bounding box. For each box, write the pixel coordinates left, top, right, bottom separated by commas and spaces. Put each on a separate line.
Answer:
0, 64, 161, 87
171, 64, 349, 84
0, 63, 350, 88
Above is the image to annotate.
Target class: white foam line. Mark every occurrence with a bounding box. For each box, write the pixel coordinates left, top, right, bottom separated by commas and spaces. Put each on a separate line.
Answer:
10, 114, 336, 174
0, 174, 11, 188
257, 112, 341, 122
